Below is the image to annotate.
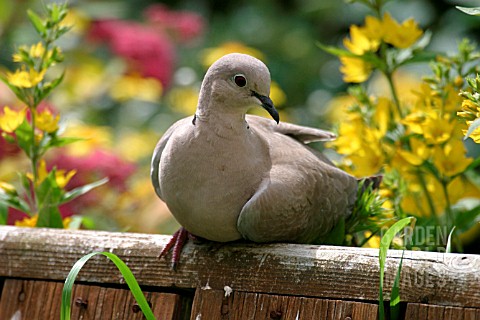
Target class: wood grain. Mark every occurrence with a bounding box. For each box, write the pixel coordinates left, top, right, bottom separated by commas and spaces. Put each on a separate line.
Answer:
190, 289, 378, 320
0, 278, 189, 320
405, 303, 480, 320
1, 226, 480, 307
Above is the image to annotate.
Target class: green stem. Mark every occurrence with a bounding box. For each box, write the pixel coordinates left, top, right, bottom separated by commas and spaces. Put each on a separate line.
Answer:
385, 71, 403, 118
440, 179, 453, 236
415, 170, 438, 222
29, 105, 39, 214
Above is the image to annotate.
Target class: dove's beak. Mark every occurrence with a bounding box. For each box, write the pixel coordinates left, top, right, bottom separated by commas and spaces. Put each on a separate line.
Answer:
252, 91, 279, 124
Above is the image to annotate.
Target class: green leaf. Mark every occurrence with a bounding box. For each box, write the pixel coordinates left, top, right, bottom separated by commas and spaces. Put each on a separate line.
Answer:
397, 50, 438, 67
61, 252, 156, 320
60, 178, 109, 205
0, 192, 31, 213
389, 250, 404, 320
0, 201, 7, 225
38, 72, 65, 102
14, 120, 34, 158
49, 136, 85, 148
27, 9, 47, 37
36, 205, 64, 228
36, 169, 64, 228
317, 42, 357, 58
464, 117, 480, 140
456, 6, 480, 16
379, 217, 415, 320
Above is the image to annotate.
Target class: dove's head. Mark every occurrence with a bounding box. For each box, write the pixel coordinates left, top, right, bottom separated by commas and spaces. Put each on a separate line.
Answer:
198, 53, 279, 124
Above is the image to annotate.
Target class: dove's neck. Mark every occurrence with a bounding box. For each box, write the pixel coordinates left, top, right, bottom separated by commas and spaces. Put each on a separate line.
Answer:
195, 83, 249, 134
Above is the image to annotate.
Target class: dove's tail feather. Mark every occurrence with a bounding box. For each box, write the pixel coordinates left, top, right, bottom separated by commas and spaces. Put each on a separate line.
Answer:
358, 175, 383, 193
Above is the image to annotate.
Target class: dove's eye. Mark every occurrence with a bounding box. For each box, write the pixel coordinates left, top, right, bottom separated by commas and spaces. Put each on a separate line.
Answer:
233, 74, 247, 87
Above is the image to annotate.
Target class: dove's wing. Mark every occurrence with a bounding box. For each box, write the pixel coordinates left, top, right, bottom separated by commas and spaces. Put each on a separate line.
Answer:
246, 115, 336, 143
151, 117, 193, 200
237, 116, 358, 244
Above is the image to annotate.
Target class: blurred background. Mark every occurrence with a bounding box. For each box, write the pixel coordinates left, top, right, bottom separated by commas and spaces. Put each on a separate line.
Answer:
1, 0, 480, 234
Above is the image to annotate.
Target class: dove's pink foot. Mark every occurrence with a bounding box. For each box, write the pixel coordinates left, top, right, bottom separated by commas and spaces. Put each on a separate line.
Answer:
159, 227, 192, 271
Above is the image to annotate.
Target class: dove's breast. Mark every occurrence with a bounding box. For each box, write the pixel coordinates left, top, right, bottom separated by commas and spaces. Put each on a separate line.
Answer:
159, 125, 271, 242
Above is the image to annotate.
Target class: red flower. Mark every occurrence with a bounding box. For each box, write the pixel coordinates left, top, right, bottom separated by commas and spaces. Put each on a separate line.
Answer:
88, 19, 175, 87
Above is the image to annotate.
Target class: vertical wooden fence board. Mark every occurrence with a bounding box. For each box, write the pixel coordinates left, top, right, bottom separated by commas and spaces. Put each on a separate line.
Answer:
406, 303, 480, 320
0, 279, 189, 320
191, 288, 378, 320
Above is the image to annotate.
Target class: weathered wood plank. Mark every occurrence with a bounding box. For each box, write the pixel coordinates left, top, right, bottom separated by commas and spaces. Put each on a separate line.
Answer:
0, 278, 188, 319
190, 289, 378, 319
405, 303, 480, 320
1, 226, 480, 307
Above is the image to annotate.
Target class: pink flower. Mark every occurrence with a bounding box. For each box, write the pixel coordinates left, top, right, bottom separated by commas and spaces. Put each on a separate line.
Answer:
144, 4, 205, 43
88, 19, 175, 87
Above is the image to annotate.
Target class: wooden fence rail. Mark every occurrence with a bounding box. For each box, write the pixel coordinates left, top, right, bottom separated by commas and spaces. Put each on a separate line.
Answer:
1, 226, 480, 319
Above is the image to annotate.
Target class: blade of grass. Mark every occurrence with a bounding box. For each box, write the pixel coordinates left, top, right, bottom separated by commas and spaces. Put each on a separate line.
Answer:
379, 217, 415, 320
389, 250, 405, 320
61, 252, 156, 320
446, 226, 456, 253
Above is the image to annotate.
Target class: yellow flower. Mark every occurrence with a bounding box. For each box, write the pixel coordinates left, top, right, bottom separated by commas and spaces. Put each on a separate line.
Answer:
110, 75, 162, 102
465, 123, 480, 143
382, 13, 423, 49
457, 99, 480, 121
15, 215, 38, 227
331, 120, 364, 155
401, 112, 426, 134
6, 68, 46, 88
35, 109, 60, 133
202, 42, 265, 68
397, 138, 430, 166
362, 16, 384, 42
55, 169, 77, 189
422, 116, 455, 145
363, 231, 381, 248
349, 143, 384, 176
343, 25, 380, 55
433, 140, 473, 177
339, 56, 373, 83
0, 106, 26, 133
29, 42, 46, 58
62, 216, 73, 228
374, 97, 392, 135
0, 181, 16, 194
27, 160, 76, 188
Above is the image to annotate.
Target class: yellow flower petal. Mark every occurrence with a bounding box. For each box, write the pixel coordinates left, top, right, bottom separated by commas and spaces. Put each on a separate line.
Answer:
15, 214, 38, 227
56, 169, 76, 189
29, 42, 45, 58
339, 56, 373, 83
433, 140, 473, 177
6, 68, 46, 88
0, 181, 16, 194
382, 13, 423, 49
343, 25, 380, 55
35, 109, 60, 133
0, 106, 26, 133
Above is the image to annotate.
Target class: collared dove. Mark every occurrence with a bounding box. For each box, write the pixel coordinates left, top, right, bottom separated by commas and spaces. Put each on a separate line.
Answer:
151, 53, 371, 266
